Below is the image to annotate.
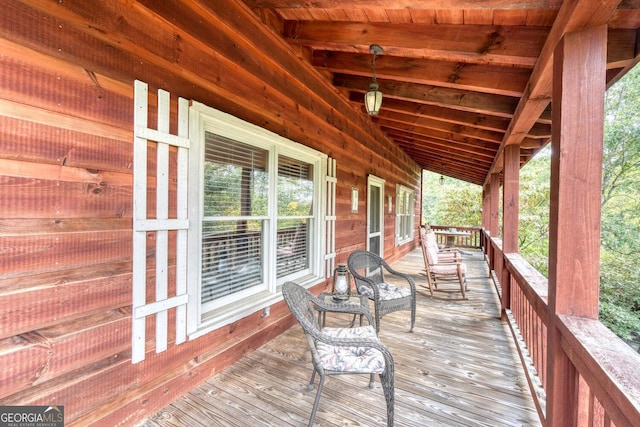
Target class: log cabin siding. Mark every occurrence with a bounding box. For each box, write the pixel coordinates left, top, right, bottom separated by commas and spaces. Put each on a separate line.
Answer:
0, 0, 420, 425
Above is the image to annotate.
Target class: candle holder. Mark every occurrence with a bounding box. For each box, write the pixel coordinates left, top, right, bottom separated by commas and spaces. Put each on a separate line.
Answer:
331, 263, 352, 301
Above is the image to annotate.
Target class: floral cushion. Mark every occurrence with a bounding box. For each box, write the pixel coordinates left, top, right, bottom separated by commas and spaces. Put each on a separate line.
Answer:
358, 282, 412, 301
316, 325, 385, 373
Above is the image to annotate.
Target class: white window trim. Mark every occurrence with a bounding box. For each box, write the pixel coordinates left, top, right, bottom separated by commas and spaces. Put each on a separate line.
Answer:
367, 174, 385, 257
396, 184, 415, 246
187, 102, 327, 338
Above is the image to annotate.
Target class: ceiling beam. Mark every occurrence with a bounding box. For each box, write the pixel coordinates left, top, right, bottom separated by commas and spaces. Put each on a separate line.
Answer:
245, 1, 564, 10
485, 0, 626, 184
377, 110, 505, 144
312, 50, 530, 97
283, 21, 547, 67
339, 75, 520, 117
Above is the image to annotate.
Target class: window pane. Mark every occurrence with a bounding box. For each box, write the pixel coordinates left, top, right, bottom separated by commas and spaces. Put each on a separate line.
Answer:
203, 132, 268, 217
369, 186, 381, 233
201, 220, 263, 303
276, 156, 313, 278
276, 219, 309, 278
278, 155, 313, 216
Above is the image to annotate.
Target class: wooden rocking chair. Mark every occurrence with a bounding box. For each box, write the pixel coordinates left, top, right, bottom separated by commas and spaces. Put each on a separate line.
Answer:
420, 227, 468, 299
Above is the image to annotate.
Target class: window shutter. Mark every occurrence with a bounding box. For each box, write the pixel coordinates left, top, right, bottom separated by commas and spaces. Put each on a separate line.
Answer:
132, 80, 190, 364
324, 157, 337, 277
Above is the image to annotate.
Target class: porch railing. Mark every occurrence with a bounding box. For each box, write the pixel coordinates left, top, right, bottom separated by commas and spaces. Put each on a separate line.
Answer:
482, 229, 640, 427
428, 225, 482, 249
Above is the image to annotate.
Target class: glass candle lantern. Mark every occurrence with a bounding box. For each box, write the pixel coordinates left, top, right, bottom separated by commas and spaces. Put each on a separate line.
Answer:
332, 263, 352, 300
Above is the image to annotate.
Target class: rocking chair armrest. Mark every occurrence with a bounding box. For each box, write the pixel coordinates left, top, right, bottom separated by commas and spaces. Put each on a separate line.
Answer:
435, 256, 462, 264
431, 261, 463, 268
438, 247, 457, 253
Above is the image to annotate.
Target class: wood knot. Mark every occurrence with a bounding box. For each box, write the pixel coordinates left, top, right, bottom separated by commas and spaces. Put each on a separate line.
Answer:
88, 182, 106, 195
478, 31, 504, 55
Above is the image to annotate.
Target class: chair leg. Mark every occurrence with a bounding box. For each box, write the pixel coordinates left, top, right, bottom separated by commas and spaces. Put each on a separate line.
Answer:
425, 270, 434, 297
379, 372, 395, 427
308, 369, 317, 391
458, 269, 466, 299
369, 373, 375, 388
308, 375, 325, 427
410, 303, 415, 333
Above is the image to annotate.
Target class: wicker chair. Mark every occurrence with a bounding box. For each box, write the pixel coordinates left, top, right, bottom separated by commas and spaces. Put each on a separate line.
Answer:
347, 250, 416, 333
282, 281, 395, 427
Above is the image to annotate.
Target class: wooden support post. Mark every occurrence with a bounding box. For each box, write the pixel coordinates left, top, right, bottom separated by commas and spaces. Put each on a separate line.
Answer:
547, 25, 606, 427
489, 173, 500, 237
502, 145, 519, 254
481, 186, 490, 261
501, 144, 520, 317
482, 186, 490, 231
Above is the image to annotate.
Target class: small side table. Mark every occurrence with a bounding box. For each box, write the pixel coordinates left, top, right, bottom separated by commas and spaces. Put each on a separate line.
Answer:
316, 293, 372, 328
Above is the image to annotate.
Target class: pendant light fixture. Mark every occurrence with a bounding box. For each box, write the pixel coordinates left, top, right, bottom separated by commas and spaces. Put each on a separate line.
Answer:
364, 44, 383, 116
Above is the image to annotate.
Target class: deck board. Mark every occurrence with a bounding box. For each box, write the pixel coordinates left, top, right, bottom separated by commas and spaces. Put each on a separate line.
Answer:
141, 249, 541, 426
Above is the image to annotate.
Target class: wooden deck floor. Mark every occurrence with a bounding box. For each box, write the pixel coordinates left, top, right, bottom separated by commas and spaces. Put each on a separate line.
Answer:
141, 249, 541, 427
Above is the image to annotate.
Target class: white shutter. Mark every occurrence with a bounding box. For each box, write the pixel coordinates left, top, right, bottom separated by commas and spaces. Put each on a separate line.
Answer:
132, 80, 189, 364
324, 157, 337, 277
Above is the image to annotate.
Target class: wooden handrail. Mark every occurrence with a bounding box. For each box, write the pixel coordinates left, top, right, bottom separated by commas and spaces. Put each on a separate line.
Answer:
428, 225, 482, 249
480, 229, 640, 427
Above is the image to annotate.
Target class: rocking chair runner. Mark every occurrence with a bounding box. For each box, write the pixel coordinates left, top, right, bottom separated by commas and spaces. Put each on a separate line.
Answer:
282, 281, 395, 427
347, 250, 416, 333
420, 228, 468, 299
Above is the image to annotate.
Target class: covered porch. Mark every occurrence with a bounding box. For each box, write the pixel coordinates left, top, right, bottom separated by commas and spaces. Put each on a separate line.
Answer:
2, 1, 640, 426
143, 248, 541, 426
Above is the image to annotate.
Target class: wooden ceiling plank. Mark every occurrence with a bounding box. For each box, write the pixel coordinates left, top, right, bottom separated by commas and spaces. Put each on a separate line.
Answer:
377, 112, 504, 144
384, 9, 414, 24
385, 129, 498, 160
339, 76, 519, 117
362, 8, 391, 22
494, 9, 528, 25
376, 98, 513, 133
417, 155, 488, 180
384, 129, 498, 158
435, 9, 464, 24
396, 144, 493, 173
463, 10, 494, 25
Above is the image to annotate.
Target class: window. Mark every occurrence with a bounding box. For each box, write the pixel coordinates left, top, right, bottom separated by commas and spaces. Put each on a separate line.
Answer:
188, 103, 327, 335
396, 184, 415, 245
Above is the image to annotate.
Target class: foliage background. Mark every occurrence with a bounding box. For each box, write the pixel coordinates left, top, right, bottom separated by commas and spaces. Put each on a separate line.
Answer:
422, 65, 640, 343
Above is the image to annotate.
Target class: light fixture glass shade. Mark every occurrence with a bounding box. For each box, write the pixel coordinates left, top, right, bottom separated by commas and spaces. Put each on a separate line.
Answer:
364, 82, 383, 116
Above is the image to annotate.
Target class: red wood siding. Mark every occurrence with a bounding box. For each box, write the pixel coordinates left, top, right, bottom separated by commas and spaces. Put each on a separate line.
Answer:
0, 0, 421, 425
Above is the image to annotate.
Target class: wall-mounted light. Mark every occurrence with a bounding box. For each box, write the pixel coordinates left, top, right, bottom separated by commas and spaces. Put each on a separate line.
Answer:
364, 44, 383, 116
439, 175, 445, 185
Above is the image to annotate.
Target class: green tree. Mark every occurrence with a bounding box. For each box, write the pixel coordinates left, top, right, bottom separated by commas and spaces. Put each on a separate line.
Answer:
518, 66, 640, 341
518, 148, 551, 276
424, 64, 640, 343
422, 172, 482, 227
598, 65, 640, 340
